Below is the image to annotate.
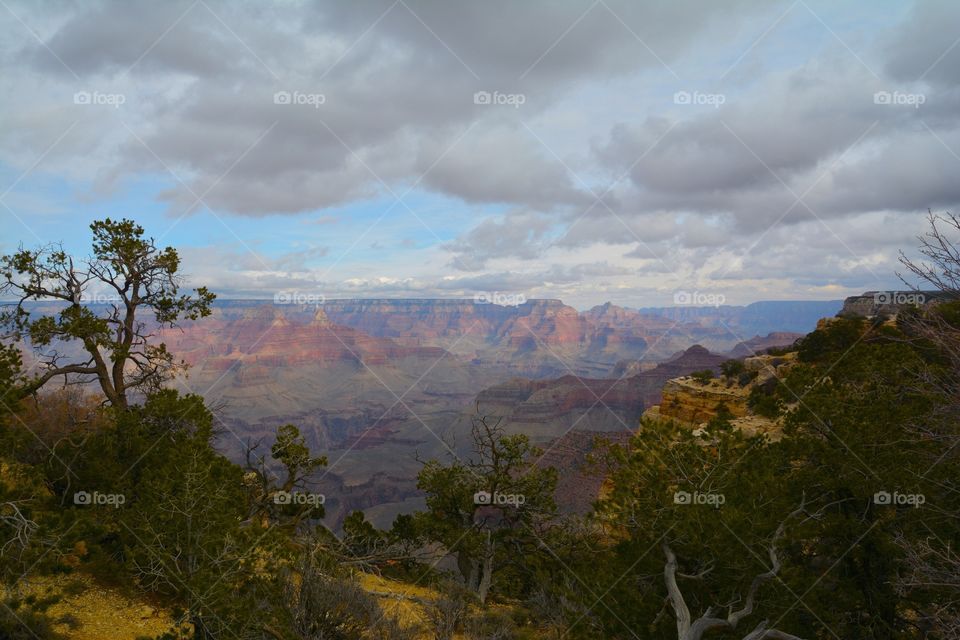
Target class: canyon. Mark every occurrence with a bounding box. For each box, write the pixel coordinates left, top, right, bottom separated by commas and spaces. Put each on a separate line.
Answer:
15, 297, 838, 527
146, 297, 835, 527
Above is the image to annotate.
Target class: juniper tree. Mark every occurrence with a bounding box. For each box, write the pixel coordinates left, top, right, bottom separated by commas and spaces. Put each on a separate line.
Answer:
1, 218, 214, 408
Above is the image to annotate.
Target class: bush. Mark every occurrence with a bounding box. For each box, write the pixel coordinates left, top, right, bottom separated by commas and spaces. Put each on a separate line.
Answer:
720, 359, 746, 378
690, 370, 714, 385
465, 610, 516, 640
426, 587, 470, 640
797, 317, 866, 362
738, 370, 759, 386
714, 402, 734, 422
286, 557, 410, 640
748, 385, 782, 419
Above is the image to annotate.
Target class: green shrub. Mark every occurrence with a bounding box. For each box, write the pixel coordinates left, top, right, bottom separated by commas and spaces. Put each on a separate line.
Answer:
720, 359, 746, 377
690, 369, 714, 384
796, 317, 865, 362
748, 385, 781, 418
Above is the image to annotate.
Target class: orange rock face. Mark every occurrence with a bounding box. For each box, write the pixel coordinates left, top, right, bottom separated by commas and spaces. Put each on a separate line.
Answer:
160, 304, 448, 369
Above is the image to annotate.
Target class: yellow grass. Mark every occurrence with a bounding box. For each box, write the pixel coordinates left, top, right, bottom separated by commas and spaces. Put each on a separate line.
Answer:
5, 573, 174, 640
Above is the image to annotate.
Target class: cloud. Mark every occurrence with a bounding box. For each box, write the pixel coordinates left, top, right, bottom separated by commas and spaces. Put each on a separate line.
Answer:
270, 245, 330, 271
445, 211, 555, 270
593, 54, 960, 234
883, 0, 960, 86
4, 0, 768, 217
2, 0, 956, 307
27, 1, 247, 77
417, 126, 587, 210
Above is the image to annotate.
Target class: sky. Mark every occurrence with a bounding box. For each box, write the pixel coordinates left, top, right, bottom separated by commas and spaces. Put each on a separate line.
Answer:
1, 0, 958, 309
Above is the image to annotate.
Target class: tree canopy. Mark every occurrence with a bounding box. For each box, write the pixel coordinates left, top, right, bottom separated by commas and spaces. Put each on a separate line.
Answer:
1, 218, 214, 407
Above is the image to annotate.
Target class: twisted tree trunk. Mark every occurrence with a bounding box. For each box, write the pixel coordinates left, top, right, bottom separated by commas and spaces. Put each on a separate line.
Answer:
661, 501, 807, 640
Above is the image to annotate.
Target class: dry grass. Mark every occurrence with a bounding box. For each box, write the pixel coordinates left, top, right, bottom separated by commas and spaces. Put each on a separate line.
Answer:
6, 569, 536, 640
4, 573, 174, 640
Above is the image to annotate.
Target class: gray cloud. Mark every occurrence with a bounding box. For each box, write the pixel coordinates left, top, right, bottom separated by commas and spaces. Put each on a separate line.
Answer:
592, 54, 960, 235
445, 210, 555, 270
3, 0, 958, 306
6, 0, 770, 216
29, 2, 247, 77
884, 0, 960, 86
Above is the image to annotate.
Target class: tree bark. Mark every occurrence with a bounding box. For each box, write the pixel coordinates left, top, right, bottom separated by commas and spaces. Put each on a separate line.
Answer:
477, 530, 494, 604
663, 542, 692, 639
661, 500, 808, 640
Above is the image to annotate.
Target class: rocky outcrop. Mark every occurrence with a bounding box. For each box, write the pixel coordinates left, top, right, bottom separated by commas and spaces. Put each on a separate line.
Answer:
654, 377, 750, 424
643, 352, 797, 437
641, 345, 726, 383
470, 344, 730, 438
727, 332, 803, 357
840, 291, 949, 318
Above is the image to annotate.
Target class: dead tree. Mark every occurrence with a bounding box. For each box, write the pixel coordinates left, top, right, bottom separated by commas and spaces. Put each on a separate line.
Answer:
661, 503, 806, 640
896, 211, 960, 636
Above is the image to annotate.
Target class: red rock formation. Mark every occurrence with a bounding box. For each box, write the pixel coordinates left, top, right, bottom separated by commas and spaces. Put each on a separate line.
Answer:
160, 304, 448, 370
